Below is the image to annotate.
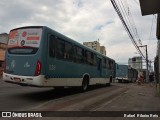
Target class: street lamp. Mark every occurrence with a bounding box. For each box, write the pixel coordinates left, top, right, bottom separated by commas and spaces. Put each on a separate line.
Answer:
138, 45, 149, 82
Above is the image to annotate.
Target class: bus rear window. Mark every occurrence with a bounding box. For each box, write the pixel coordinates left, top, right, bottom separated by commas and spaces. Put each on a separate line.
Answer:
8, 27, 42, 55
8, 47, 38, 55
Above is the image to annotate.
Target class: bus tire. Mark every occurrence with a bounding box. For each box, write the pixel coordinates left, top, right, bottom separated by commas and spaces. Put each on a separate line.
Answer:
81, 75, 89, 91
110, 76, 112, 83
106, 76, 112, 86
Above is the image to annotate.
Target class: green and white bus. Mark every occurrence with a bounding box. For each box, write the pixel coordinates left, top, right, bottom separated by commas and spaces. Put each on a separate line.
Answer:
3, 26, 116, 91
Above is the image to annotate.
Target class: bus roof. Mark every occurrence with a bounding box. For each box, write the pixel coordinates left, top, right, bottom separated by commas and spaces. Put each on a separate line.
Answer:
10, 26, 44, 31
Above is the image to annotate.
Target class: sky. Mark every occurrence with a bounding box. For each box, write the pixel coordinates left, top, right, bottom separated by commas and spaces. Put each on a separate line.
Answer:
0, 0, 158, 67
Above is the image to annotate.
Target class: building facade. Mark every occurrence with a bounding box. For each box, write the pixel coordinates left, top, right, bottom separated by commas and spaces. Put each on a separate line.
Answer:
0, 33, 8, 68
83, 41, 106, 55
128, 56, 142, 70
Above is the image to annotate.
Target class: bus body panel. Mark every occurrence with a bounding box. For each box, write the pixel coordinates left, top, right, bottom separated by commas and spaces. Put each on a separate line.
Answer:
3, 26, 115, 87
43, 78, 110, 87
45, 59, 101, 78
5, 55, 38, 76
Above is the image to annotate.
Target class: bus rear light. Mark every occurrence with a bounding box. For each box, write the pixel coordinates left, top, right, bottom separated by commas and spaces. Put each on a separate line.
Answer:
35, 60, 42, 76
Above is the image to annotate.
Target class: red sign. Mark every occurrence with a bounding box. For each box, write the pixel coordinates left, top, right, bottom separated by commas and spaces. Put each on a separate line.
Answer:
27, 36, 40, 40
22, 31, 27, 37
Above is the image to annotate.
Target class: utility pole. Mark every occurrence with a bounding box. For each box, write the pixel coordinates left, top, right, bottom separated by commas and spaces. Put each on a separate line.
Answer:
138, 45, 149, 82
139, 0, 160, 92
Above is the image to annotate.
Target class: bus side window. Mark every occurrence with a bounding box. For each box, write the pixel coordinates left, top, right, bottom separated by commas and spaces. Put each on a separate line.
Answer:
117, 64, 119, 69
56, 39, 65, 59
49, 35, 56, 58
74, 46, 84, 63
103, 58, 107, 68
97, 58, 101, 70
85, 51, 93, 65
93, 54, 97, 66
109, 61, 113, 70
64, 41, 73, 61
109, 60, 111, 70
106, 59, 109, 69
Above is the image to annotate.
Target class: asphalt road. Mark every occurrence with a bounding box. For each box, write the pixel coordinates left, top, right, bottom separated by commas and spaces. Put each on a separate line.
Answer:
0, 79, 127, 111
1, 79, 160, 120
0, 79, 55, 111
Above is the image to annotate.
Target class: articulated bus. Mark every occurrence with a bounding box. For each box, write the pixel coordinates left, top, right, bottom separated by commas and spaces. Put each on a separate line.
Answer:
3, 26, 116, 91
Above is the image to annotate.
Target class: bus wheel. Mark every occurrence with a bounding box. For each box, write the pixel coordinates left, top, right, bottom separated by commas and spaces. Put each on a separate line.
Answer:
81, 76, 89, 91
81, 80, 88, 91
110, 76, 113, 83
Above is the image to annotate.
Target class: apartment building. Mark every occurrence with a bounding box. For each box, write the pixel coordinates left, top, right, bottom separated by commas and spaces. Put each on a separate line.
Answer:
83, 41, 106, 55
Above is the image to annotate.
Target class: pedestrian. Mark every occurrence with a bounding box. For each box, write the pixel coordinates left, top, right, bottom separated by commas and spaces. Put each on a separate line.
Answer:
149, 72, 154, 87
137, 72, 143, 85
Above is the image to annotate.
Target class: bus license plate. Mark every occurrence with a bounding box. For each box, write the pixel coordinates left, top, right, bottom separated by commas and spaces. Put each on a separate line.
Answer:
14, 77, 21, 82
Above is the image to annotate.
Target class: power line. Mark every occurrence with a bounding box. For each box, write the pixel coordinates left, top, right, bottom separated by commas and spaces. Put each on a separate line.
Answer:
113, 0, 143, 47
148, 15, 157, 48
110, 0, 145, 59
118, 0, 141, 42
122, 0, 146, 53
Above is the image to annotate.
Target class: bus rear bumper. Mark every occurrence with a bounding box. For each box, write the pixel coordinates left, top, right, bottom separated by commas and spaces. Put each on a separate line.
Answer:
2, 72, 45, 87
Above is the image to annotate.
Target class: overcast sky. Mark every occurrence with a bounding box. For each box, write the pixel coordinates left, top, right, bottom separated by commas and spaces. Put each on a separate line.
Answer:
0, 0, 157, 66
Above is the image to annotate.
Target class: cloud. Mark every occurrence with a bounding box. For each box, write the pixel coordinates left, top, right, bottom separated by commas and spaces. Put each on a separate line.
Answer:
0, 0, 157, 65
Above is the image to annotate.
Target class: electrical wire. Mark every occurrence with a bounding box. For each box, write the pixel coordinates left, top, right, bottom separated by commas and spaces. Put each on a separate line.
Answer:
119, 0, 145, 53
148, 15, 157, 48
110, 0, 145, 59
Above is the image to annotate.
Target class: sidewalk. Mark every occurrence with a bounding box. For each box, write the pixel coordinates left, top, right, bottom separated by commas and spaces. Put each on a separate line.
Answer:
98, 83, 160, 111
35, 83, 160, 120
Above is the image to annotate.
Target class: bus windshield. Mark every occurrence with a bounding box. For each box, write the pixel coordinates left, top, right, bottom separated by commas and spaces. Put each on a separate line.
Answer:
7, 27, 42, 55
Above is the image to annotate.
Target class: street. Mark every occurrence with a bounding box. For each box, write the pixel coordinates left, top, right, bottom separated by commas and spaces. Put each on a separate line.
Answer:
0, 80, 128, 111
0, 79, 160, 119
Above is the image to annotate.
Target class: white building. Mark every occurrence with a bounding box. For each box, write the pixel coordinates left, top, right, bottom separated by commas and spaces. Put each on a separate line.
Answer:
128, 56, 142, 70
